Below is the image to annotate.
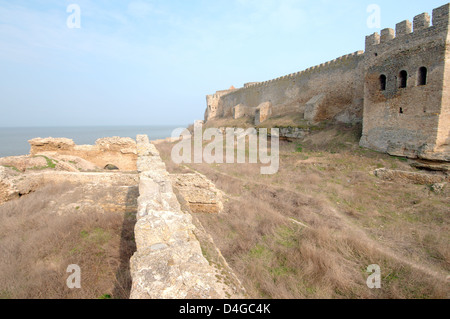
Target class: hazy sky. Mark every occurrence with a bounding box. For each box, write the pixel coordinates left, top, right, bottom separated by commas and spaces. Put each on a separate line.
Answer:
0, 0, 447, 127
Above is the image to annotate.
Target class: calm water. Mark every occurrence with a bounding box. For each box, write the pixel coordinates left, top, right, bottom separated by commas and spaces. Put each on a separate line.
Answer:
0, 126, 182, 157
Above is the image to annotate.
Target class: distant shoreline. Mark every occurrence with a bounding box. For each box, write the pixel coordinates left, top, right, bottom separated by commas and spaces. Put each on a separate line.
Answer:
0, 125, 183, 158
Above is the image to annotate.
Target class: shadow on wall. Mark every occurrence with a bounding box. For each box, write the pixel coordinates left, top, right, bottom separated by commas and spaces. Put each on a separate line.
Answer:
112, 186, 138, 299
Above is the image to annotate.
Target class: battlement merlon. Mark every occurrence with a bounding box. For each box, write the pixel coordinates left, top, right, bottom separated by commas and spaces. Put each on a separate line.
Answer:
396, 20, 412, 37
433, 3, 450, 27
414, 13, 431, 31
365, 3, 450, 52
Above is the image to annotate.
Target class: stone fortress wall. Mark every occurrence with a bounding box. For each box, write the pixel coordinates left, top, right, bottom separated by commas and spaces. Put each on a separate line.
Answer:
205, 3, 450, 162
206, 51, 365, 125
361, 4, 450, 161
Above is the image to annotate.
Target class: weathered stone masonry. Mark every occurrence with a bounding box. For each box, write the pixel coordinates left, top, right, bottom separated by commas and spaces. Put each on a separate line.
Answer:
361, 4, 450, 161
130, 135, 241, 299
206, 4, 450, 162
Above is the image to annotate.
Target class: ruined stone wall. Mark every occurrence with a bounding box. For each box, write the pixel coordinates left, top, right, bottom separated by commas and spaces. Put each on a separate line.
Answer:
205, 89, 236, 121
130, 135, 242, 299
29, 137, 138, 171
0, 167, 138, 204
360, 4, 450, 161
207, 51, 365, 124
437, 18, 450, 159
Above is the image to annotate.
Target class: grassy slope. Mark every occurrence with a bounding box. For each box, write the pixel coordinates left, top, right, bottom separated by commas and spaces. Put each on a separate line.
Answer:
156, 123, 449, 299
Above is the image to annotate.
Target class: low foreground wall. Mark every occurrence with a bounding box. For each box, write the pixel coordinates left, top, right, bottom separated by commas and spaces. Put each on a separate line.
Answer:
130, 135, 240, 299
0, 167, 138, 204
29, 137, 138, 171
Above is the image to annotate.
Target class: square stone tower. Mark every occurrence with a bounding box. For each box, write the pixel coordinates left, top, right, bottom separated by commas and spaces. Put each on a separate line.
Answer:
360, 3, 450, 161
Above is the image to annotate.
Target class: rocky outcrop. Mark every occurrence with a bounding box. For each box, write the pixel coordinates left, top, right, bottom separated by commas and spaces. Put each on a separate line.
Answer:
130, 135, 243, 299
0, 154, 101, 172
0, 166, 19, 203
374, 168, 449, 185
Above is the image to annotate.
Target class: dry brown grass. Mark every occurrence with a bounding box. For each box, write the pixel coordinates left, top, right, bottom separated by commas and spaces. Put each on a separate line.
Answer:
0, 182, 137, 299
155, 124, 449, 299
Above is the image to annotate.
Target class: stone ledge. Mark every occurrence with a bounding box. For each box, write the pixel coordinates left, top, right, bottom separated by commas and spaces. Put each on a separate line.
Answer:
374, 168, 449, 185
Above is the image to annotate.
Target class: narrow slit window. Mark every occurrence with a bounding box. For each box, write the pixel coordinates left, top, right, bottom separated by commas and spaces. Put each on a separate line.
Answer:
418, 67, 427, 86
380, 74, 387, 91
399, 70, 408, 88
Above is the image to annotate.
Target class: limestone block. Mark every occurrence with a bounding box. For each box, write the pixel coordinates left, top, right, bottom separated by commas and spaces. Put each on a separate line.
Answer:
28, 138, 75, 154
137, 156, 166, 173
130, 240, 226, 299
134, 210, 195, 251
255, 102, 273, 125
170, 173, 224, 214
96, 137, 136, 152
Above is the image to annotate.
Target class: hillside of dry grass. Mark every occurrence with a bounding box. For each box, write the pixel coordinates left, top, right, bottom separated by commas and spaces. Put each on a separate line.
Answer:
0, 182, 137, 299
156, 123, 449, 299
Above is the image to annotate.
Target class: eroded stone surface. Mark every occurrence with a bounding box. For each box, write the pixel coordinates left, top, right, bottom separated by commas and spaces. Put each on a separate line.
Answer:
374, 168, 449, 185
170, 173, 224, 214
130, 135, 244, 299
29, 137, 138, 171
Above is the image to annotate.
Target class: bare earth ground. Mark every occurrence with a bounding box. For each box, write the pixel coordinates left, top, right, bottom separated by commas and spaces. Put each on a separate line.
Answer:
156, 124, 449, 299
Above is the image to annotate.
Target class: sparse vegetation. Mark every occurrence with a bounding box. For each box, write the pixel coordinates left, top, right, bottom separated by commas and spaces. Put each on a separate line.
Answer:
28, 155, 57, 170
0, 182, 137, 299
156, 124, 449, 299
1, 165, 20, 173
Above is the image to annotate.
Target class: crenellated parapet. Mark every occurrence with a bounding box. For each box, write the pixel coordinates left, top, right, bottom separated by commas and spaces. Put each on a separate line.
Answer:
361, 3, 450, 161
205, 48, 365, 124
205, 3, 450, 162
222, 51, 364, 94
365, 3, 449, 52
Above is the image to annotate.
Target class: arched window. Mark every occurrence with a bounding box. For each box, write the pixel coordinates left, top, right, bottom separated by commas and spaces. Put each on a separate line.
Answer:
418, 67, 427, 86
399, 70, 408, 88
380, 74, 387, 91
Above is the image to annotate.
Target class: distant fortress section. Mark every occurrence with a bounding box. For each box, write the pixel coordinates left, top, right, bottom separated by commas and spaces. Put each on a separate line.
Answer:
205, 3, 450, 162
206, 51, 365, 126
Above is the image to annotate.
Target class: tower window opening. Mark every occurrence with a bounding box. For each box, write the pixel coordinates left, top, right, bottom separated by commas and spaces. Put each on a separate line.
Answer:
380, 74, 387, 91
418, 67, 427, 86
399, 70, 408, 88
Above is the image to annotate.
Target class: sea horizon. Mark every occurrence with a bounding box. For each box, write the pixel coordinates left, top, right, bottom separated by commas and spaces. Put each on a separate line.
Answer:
0, 125, 185, 158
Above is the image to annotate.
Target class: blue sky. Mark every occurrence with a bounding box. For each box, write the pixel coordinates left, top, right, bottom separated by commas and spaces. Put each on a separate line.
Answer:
0, 0, 447, 127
